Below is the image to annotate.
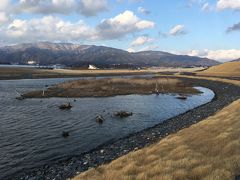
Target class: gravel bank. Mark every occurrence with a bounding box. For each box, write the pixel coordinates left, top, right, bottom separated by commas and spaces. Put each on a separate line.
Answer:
10, 77, 240, 180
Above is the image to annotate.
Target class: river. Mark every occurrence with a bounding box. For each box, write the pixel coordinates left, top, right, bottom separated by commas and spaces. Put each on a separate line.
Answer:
0, 77, 214, 178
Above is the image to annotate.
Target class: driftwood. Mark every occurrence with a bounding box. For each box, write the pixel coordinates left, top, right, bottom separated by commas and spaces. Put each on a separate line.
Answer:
96, 115, 104, 123
62, 131, 69, 137
59, 103, 72, 110
114, 111, 133, 118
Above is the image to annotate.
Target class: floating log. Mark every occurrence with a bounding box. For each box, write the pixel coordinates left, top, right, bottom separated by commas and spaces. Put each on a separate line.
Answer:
16, 96, 25, 100
62, 131, 69, 137
176, 96, 187, 100
96, 115, 104, 123
114, 111, 133, 118
59, 102, 72, 110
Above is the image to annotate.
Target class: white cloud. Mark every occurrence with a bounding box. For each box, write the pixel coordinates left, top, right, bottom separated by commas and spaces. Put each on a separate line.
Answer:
128, 45, 159, 52
217, 0, 240, 10
79, 0, 108, 16
14, 0, 77, 14
186, 49, 240, 62
0, 11, 155, 43
0, 12, 10, 24
169, 24, 187, 36
131, 36, 153, 46
138, 45, 159, 51
201, 3, 210, 11
4, 0, 108, 17
0, 0, 10, 11
138, 7, 151, 15
96, 10, 155, 39
1, 16, 96, 43
127, 48, 135, 52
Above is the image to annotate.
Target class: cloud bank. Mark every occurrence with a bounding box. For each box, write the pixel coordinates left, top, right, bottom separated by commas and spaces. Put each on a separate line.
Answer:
217, 0, 240, 10
0, 10, 155, 43
186, 49, 240, 62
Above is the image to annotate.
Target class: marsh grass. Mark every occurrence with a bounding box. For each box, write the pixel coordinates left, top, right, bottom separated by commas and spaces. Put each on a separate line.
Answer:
24, 77, 198, 98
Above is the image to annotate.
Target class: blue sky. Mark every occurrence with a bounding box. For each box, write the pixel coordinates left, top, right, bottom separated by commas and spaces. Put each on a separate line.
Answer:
0, 0, 240, 61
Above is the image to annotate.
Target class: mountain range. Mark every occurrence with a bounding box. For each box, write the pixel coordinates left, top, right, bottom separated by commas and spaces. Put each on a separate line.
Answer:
0, 42, 219, 68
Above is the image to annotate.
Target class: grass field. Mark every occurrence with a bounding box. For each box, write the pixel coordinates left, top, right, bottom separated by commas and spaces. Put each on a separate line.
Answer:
0, 67, 204, 80
0, 67, 152, 79
197, 61, 240, 77
73, 77, 240, 180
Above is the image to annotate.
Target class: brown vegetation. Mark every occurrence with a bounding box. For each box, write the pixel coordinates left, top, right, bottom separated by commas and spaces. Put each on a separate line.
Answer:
23, 77, 198, 98
0, 67, 205, 80
0, 67, 151, 80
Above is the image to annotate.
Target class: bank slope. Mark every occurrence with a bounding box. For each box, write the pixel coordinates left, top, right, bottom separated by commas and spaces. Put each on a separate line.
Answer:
198, 61, 240, 77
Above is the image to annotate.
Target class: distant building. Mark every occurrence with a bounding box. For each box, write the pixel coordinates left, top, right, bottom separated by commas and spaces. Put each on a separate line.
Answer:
27, 60, 37, 65
53, 64, 65, 69
88, 64, 99, 70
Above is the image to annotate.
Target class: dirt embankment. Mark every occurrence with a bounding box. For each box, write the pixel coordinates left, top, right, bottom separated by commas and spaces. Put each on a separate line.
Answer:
23, 77, 199, 98
197, 61, 240, 78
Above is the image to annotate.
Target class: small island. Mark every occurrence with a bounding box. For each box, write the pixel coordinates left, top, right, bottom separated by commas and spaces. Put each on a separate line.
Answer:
23, 77, 199, 98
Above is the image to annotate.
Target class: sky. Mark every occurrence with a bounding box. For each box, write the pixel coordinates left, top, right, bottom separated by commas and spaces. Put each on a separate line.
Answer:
0, 0, 240, 62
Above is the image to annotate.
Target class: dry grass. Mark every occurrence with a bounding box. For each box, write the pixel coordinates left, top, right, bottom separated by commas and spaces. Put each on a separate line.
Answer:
175, 75, 240, 86
0, 67, 153, 80
0, 67, 55, 79
0, 67, 205, 80
197, 61, 240, 77
73, 77, 240, 180
24, 77, 198, 98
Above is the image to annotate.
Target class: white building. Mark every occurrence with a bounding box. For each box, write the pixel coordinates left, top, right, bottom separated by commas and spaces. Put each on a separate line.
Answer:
88, 64, 99, 70
27, 60, 37, 65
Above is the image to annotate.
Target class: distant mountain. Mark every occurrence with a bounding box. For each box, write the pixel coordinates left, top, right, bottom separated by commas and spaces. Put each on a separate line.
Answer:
0, 42, 219, 68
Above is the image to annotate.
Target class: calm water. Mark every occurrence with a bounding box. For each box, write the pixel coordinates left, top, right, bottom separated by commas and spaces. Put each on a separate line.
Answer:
0, 78, 215, 178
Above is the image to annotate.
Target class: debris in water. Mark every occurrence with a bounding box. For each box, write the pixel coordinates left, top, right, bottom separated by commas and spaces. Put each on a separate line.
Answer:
96, 115, 104, 123
176, 96, 187, 100
62, 131, 69, 137
16, 96, 25, 100
59, 102, 72, 110
15, 90, 25, 100
114, 111, 133, 118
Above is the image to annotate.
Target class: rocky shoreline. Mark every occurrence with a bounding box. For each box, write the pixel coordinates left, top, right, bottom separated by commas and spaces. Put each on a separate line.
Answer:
10, 77, 240, 180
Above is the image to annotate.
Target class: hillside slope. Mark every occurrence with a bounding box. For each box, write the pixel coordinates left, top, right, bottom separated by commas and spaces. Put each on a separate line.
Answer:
198, 61, 240, 77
